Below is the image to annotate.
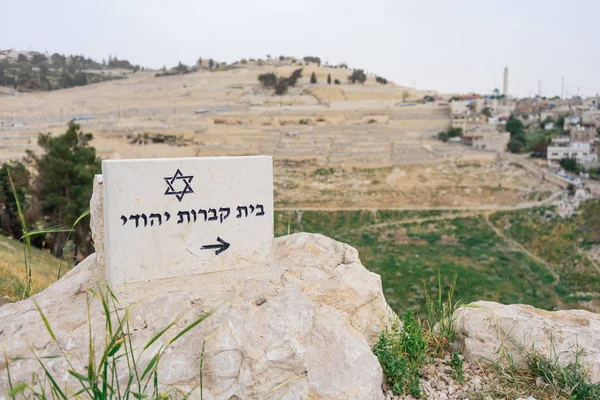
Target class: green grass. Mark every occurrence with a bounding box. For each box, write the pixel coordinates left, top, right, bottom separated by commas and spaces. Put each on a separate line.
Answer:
4, 285, 216, 399
275, 210, 560, 315
490, 200, 600, 307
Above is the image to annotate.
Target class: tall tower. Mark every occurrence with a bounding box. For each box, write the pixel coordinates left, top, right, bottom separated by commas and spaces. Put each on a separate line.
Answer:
503, 67, 509, 97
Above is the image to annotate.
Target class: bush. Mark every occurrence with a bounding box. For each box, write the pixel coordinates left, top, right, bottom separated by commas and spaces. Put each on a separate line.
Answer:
327, 74, 331, 85
437, 132, 449, 142
348, 69, 367, 84
423, 95, 435, 103
559, 157, 583, 174
288, 68, 303, 87
258, 72, 277, 87
374, 310, 426, 397
334, 79, 341, 85
303, 56, 321, 65
274, 77, 289, 95
508, 137, 525, 153
376, 76, 388, 85
310, 72, 317, 84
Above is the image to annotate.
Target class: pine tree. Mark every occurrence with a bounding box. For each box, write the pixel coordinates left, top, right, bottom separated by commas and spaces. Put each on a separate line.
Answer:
310, 72, 317, 84
26, 122, 100, 257
327, 74, 331, 85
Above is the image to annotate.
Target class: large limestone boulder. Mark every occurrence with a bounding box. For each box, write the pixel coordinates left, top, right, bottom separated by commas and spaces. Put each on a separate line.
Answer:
0, 233, 390, 399
452, 301, 600, 384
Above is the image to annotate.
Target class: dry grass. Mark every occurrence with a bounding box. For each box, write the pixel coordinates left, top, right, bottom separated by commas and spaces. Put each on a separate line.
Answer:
0, 234, 67, 301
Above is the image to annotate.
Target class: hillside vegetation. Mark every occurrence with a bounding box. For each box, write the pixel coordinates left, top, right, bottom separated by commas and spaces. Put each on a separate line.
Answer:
275, 203, 600, 314
0, 234, 66, 302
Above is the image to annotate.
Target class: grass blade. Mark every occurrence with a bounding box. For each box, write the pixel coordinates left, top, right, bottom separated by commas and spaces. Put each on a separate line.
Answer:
169, 305, 221, 345
33, 300, 57, 342
144, 311, 186, 350
30, 350, 67, 400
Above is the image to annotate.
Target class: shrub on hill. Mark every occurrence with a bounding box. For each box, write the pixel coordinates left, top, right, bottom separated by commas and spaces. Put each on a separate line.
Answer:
376, 76, 388, 85
258, 72, 277, 87
327, 74, 331, 85
303, 56, 321, 65
348, 69, 367, 84
334, 79, 341, 85
310, 72, 317, 84
259, 68, 303, 95
437, 127, 463, 142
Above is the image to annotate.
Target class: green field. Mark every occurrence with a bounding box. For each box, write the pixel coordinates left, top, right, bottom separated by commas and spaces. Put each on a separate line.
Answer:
490, 200, 600, 306
275, 203, 600, 315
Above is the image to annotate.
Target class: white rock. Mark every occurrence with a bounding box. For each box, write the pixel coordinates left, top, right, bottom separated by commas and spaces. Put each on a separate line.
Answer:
0, 233, 389, 399
452, 301, 600, 384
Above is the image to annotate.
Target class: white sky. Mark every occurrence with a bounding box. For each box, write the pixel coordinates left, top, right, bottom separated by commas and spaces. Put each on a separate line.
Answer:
1, 0, 598, 98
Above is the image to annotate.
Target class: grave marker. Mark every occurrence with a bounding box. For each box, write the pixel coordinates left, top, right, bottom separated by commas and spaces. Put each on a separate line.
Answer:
102, 156, 273, 288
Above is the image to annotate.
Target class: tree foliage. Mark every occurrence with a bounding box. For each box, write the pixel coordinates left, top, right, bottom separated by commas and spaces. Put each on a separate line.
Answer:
327, 74, 331, 85
348, 69, 367, 84
26, 122, 100, 257
0, 162, 30, 239
506, 116, 524, 136
508, 138, 525, 153
303, 56, 321, 65
258, 72, 277, 87
559, 157, 583, 174
481, 107, 492, 118
310, 72, 317, 84
376, 76, 388, 85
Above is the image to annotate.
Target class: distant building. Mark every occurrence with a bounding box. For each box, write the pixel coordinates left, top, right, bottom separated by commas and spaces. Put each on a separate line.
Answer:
503, 67, 509, 97
462, 127, 510, 152
547, 135, 597, 167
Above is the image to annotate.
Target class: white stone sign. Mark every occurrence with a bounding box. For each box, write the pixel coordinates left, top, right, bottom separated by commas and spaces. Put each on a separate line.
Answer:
102, 156, 273, 288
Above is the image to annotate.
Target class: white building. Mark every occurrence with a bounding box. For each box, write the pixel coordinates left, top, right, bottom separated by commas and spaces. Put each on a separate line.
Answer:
547, 137, 597, 167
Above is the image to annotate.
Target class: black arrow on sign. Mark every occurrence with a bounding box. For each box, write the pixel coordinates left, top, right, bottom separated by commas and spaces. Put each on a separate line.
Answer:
200, 237, 230, 255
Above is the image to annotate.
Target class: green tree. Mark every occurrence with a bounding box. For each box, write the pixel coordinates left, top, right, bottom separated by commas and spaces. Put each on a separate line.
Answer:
258, 72, 277, 87
209, 59, 214, 70
508, 137, 525, 153
310, 72, 317, 84
327, 74, 331, 85
348, 69, 367, 84
26, 122, 100, 258
0, 162, 30, 239
559, 157, 583, 174
274, 77, 290, 95
481, 107, 492, 118
556, 114, 566, 129
334, 79, 341, 85
506, 116, 524, 136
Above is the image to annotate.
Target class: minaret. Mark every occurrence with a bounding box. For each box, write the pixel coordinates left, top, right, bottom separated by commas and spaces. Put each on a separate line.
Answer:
503, 67, 509, 97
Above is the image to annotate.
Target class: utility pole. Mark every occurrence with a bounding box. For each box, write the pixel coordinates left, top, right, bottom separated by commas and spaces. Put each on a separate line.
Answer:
561, 76, 565, 99
538, 81, 541, 97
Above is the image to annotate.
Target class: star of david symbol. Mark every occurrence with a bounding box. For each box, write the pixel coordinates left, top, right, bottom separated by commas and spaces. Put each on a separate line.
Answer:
164, 169, 194, 202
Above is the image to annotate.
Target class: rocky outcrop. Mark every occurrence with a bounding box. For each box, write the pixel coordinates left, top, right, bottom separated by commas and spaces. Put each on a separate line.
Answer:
0, 233, 390, 399
452, 301, 600, 384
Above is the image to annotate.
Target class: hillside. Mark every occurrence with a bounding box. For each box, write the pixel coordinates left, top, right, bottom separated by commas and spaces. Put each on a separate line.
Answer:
0, 234, 68, 302
275, 200, 600, 314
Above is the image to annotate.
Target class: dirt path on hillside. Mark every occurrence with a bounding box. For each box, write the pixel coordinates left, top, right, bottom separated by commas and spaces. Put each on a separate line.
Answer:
483, 213, 561, 287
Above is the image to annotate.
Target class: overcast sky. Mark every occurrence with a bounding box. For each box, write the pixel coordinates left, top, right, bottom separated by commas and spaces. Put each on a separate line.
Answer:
1, 0, 598, 98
